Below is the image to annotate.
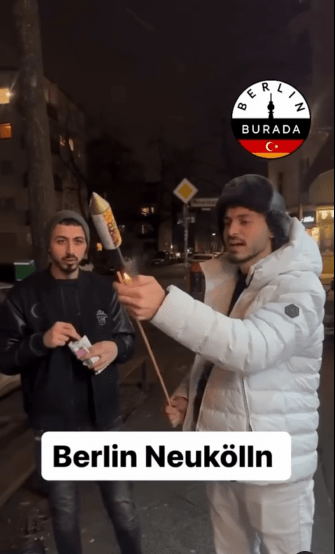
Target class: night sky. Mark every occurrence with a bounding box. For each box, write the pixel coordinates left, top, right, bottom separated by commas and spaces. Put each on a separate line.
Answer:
0, 0, 325, 175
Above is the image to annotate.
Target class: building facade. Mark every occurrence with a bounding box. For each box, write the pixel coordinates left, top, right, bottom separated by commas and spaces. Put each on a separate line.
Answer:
0, 68, 90, 263
268, 0, 334, 278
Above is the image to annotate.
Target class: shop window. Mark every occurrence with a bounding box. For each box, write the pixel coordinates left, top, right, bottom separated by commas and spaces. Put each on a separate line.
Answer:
0, 88, 11, 104
0, 123, 12, 139
317, 209, 334, 223
309, 227, 320, 245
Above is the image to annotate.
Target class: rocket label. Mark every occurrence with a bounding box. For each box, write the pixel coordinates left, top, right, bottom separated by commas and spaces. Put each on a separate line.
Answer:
90, 192, 122, 251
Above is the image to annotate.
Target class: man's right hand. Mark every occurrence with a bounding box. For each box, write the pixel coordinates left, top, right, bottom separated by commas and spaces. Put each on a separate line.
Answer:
43, 322, 81, 349
165, 396, 188, 428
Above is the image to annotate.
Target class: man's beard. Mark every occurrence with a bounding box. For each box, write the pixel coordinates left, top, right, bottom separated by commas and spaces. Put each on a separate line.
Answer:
227, 244, 265, 265
227, 252, 257, 265
56, 258, 79, 274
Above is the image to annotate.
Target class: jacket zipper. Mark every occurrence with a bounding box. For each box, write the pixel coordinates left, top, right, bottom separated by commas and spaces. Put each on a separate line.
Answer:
61, 287, 75, 421
75, 290, 82, 336
241, 377, 252, 431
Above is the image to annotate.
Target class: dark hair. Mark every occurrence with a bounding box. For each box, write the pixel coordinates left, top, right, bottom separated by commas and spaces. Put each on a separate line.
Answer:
266, 211, 290, 251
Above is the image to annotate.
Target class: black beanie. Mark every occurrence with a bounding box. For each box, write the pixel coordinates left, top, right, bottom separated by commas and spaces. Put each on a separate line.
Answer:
216, 175, 291, 251
45, 210, 90, 246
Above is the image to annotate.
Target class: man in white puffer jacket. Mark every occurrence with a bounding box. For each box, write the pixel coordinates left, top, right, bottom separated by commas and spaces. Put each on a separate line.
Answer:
116, 175, 326, 554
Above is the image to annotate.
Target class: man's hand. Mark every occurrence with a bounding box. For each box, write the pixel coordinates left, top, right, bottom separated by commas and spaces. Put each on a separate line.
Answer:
165, 396, 188, 428
80, 341, 118, 372
43, 322, 81, 349
114, 275, 166, 321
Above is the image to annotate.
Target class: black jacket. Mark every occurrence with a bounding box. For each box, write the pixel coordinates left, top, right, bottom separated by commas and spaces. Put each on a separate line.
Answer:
0, 268, 135, 431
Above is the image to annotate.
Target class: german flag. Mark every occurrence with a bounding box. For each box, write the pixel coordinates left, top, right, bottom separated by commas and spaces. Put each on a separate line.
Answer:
239, 139, 305, 158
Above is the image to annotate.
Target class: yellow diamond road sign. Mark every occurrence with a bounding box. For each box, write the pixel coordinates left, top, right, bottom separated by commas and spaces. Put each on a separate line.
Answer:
173, 179, 198, 204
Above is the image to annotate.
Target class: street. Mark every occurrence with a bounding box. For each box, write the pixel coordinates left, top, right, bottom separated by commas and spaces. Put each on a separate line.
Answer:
0, 264, 333, 553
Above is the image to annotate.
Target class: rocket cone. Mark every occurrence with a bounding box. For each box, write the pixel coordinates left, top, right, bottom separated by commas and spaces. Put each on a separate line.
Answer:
89, 192, 122, 250
90, 192, 110, 215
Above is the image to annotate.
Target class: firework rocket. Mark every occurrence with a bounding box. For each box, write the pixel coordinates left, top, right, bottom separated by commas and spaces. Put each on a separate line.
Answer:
89, 192, 171, 406
89, 192, 126, 271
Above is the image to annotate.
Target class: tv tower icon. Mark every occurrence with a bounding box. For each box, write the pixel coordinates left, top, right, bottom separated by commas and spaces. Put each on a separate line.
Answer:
268, 94, 275, 120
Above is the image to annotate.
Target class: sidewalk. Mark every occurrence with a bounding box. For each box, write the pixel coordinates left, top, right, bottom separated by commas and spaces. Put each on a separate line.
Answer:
0, 269, 333, 553
7, 368, 333, 554
0, 325, 216, 554
2, 336, 333, 554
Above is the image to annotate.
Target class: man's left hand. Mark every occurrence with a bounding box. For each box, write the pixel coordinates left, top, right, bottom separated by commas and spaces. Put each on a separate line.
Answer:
114, 275, 166, 321
80, 341, 118, 372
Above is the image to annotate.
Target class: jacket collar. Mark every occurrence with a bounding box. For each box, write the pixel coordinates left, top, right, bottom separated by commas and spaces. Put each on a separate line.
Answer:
201, 218, 323, 293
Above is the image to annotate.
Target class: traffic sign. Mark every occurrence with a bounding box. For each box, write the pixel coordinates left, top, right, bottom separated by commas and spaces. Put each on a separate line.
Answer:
173, 179, 198, 204
190, 198, 219, 208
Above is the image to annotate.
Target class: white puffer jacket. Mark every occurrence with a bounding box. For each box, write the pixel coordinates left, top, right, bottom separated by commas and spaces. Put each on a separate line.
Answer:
151, 218, 326, 484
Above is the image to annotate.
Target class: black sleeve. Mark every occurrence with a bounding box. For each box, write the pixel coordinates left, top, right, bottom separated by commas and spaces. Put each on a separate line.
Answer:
0, 290, 49, 376
109, 289, 135, 364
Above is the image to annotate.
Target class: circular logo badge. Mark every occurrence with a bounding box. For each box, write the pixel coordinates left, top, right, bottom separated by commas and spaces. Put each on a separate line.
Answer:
232, 80, 311, 159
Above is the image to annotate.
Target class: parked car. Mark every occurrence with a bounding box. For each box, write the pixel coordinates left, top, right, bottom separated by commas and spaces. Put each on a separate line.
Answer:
150, 251, 173, 266
190, 252, 216, 263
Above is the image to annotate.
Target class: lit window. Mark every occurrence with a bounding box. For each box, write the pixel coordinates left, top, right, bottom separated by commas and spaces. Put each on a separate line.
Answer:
141, 206, 155, 216
0, 88, 11, 104
319, 209, 334, 221
59, 135, 75, 151
0, 123, 12, 139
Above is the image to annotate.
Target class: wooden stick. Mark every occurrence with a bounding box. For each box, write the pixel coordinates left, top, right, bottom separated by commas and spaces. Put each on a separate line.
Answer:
117, 271, 171, 405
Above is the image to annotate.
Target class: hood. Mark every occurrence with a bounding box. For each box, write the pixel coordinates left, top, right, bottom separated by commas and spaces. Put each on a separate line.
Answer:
201, 218, 323, 291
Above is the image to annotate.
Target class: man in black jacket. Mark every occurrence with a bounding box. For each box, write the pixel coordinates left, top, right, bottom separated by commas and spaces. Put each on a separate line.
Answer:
0, 211, 143, 554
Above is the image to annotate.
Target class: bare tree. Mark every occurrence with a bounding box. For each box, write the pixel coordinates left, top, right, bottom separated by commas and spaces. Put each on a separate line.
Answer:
58, 126, 89, 218
14, 0, 55, 269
